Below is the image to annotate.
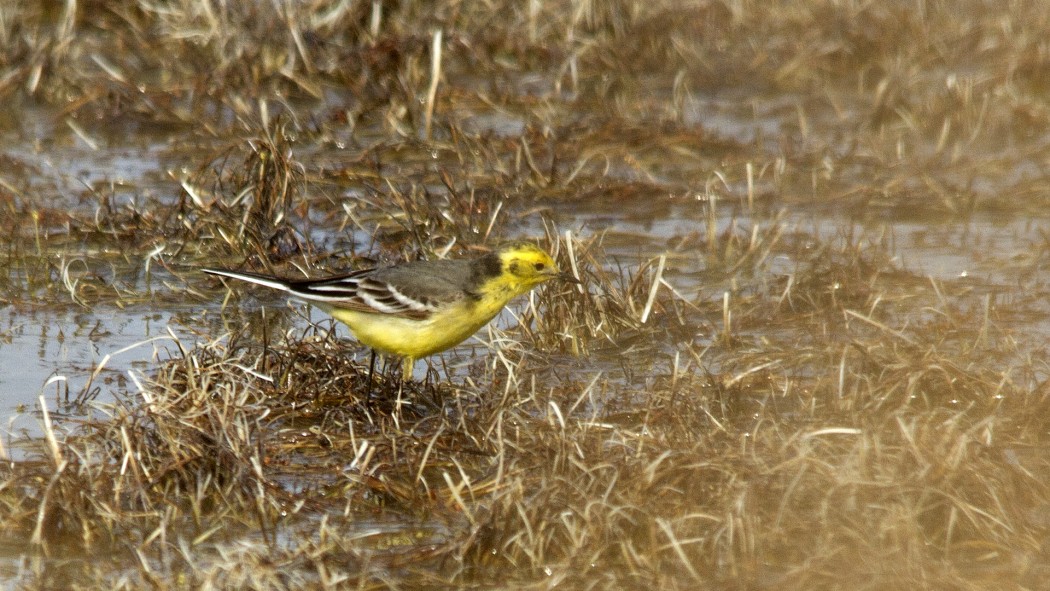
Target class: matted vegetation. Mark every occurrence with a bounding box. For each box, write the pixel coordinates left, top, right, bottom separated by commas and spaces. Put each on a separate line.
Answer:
1, 0, 1050, 589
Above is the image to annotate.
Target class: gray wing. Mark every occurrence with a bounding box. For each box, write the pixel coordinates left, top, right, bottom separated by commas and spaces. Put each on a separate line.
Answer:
287, 259, 475, 319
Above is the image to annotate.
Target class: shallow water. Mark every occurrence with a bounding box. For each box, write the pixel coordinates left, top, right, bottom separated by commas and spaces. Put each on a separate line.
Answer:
4, 98, 1050, 446
0, 305, 187, 451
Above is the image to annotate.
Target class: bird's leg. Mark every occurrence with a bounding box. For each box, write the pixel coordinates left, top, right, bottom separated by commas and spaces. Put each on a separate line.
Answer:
390, 357, 414, 428
366, 349, 377, 394
401, 357, 415, 383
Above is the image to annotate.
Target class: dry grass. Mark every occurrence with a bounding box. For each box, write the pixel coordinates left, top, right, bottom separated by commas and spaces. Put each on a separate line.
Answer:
1, 0, 1050, 589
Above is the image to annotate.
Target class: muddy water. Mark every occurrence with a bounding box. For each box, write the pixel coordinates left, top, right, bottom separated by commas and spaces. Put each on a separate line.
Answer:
3, 99, 1049, 436
2, 83, 1050, 587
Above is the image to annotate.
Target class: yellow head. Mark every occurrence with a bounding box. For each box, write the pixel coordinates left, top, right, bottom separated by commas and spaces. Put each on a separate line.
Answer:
491, 241, 565, 294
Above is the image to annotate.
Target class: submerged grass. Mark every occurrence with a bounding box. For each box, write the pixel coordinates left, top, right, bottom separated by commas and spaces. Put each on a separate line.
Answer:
1, 0, 1050, 589
5, 204, 1050, 588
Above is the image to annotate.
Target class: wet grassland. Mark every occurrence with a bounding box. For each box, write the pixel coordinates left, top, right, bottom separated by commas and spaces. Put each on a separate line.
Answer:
2, 1, 1050, 588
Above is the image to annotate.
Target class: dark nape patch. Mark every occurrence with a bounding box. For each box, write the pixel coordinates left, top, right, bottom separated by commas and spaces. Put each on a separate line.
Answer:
475, 253, 503, 281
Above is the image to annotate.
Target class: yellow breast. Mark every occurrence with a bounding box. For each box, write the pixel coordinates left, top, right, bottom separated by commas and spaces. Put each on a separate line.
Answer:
325, 300, 502, 359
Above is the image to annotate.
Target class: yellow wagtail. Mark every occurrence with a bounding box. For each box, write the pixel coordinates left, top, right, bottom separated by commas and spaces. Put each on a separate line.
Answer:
203, 241, 576, 380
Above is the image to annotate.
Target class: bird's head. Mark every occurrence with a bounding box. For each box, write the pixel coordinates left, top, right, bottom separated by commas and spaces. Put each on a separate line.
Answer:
495, 241, 577, 292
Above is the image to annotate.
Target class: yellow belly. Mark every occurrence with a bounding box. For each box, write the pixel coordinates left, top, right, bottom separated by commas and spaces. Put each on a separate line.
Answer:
324, 300, 502, 360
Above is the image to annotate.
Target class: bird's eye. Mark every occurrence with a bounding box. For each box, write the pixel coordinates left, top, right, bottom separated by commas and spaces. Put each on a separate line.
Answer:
534, 262, 546, 271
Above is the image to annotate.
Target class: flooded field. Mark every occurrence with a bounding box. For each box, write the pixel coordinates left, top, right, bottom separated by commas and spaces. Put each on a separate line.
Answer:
3, 0, 1050, 588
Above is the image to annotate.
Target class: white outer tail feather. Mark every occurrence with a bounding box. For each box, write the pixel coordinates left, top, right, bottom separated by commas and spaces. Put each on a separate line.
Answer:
202, 269, 294, 293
